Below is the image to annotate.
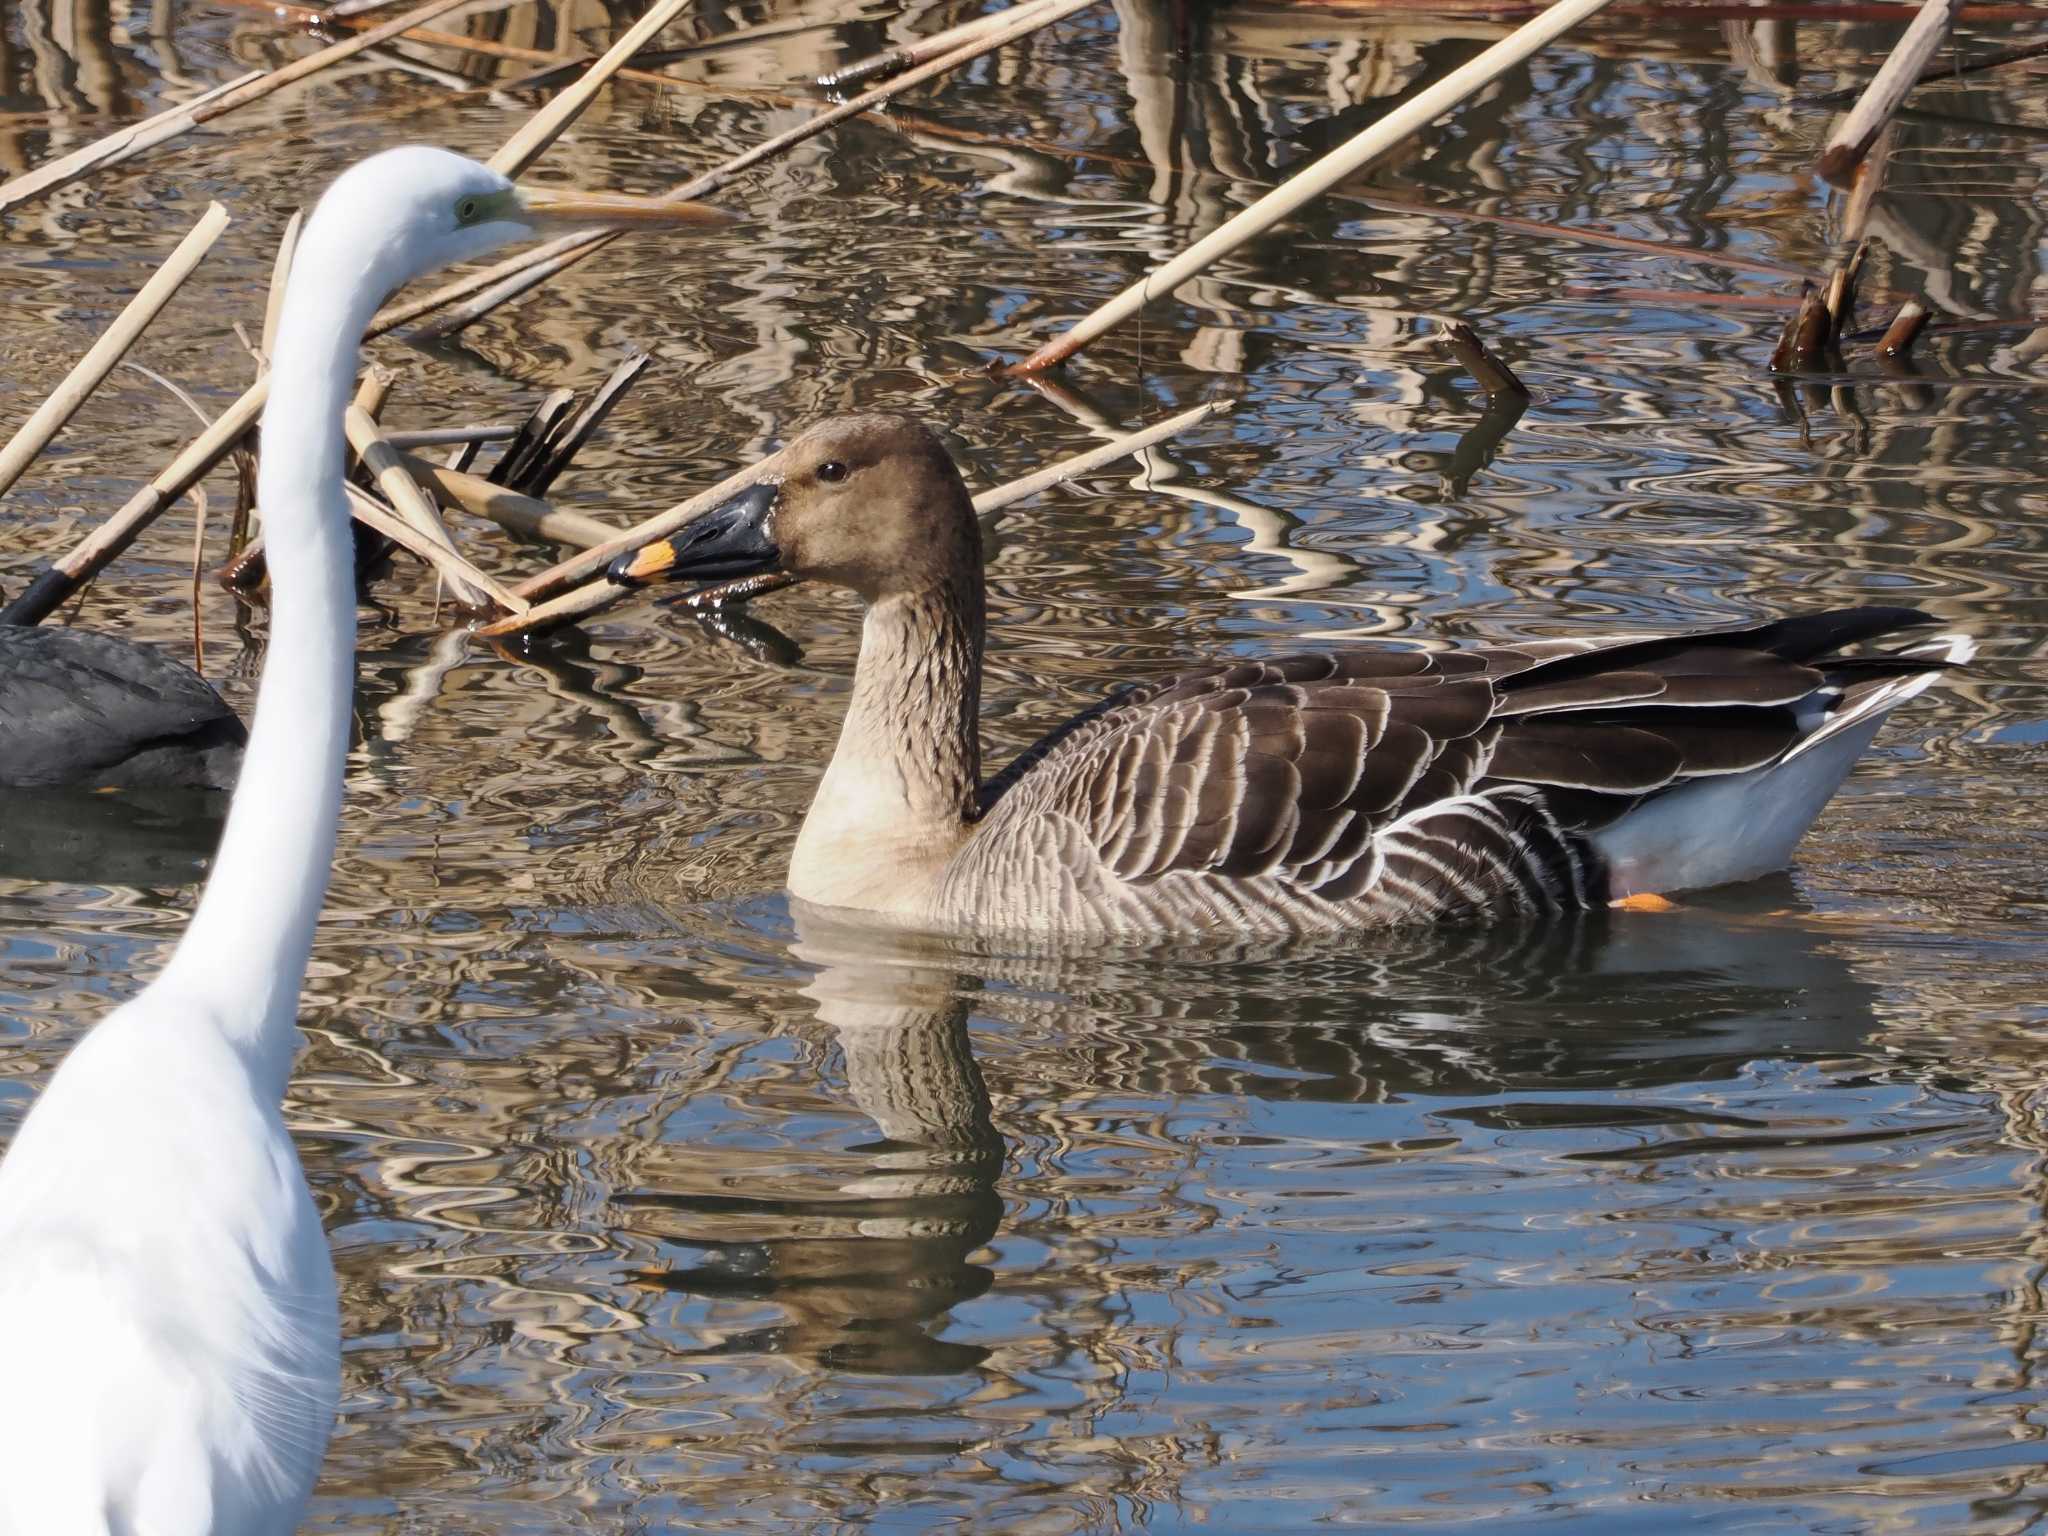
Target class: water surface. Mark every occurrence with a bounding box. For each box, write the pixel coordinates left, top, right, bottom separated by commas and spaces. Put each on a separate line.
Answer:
1, 1, 2046, 1529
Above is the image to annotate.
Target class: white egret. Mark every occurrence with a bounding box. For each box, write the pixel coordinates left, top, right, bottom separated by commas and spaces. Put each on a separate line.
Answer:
0, 146, 722, 1534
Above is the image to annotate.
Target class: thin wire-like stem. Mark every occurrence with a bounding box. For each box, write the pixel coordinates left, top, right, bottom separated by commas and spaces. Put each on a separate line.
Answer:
1001, 0, 1619, 375
0, 203, 230, 500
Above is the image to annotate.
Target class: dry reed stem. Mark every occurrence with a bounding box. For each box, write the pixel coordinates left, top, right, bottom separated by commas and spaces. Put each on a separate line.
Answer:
1815, 0, 1961, 186
488, 0, 692, 177
395, 0, 1101, 338
1, 7, 679, 627
340, 486, 527, 612
0, 0, 471, 213
258, 210, 304, 374
0, 202, 230, 501
346, 406, 497, 609
479, 398, 1237, 638
820, 0, 1063, 87
1001, 0, 1619, 375
399, 455, 621, 548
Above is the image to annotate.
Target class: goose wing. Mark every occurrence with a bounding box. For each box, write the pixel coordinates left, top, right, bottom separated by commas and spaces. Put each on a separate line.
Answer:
969, 607, 1956, 921
0, 626, 243, 788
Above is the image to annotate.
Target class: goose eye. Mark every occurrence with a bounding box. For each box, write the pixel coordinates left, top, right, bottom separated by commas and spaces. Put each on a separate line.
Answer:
456, 197, 481, 224
818, 460, 849, 484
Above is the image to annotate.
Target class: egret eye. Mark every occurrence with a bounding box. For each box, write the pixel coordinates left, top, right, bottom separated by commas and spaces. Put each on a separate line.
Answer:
455, 196, 482, 224
818, 460, 849, 484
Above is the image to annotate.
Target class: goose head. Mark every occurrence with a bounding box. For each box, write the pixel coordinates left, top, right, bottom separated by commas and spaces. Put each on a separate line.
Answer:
610, 413, 977, 603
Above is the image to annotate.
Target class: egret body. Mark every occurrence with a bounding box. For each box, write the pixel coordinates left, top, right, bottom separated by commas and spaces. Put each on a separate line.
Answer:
0, 147, 719, 1535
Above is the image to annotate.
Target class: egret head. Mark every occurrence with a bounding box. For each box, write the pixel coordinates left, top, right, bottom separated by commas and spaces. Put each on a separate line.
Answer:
303, 145, 727, 301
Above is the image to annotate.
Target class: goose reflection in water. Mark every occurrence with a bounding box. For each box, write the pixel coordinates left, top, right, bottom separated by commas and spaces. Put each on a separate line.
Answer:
618, 909, 1005, 1377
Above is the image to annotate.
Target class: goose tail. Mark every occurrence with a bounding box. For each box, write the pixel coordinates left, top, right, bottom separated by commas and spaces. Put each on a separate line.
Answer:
1588, 625, 1971, 900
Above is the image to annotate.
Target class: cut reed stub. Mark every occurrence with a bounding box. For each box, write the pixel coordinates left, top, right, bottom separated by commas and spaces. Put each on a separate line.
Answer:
1436, 319, 1530, 402
1878, 299, 1931, 359
1769, 283, 1834, 372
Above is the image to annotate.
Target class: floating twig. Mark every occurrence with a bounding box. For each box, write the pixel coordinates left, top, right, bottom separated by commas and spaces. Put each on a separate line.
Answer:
1814, 0, 1962, 186
478, 399, 1237, 638
0, 0, 470, 214
395, 0, 1102, 338
0, 203, 230, 500
1000, 0, 1619, 376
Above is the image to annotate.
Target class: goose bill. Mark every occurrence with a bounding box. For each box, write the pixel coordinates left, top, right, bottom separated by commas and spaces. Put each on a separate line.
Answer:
609, 481, 780, 586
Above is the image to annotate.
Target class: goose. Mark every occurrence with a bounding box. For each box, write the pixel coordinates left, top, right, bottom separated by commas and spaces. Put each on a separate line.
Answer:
611, 414, 1972, 939
0, 619, 244, 789
0, 149, 721, 1534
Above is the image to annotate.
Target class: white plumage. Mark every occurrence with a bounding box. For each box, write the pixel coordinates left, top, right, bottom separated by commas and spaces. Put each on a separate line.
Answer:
0, 147, 718, 1536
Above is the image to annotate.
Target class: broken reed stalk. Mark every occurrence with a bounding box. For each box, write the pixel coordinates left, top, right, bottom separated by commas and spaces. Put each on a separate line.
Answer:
1436, 320, 1529, 401
345, 406, 498, 609
0, 7, 674, 627
1001, 0, 1619, 376
0, 202, 230, 500
398, 454, 621, 548
820, 0, 1063, 87
341, 486, 528, 612
391, 0, 1103, 339
0, 0, 471, 214
478, 398, 1238, 638
0, 381, 269, 625
1814, 0, 1962, 186
487, 0, 692, 176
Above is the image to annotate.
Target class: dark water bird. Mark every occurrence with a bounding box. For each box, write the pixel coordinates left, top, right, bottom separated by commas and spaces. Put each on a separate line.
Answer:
612, 414, 1973, 939
0, 147, 724, 1535
0, 619, 245, 789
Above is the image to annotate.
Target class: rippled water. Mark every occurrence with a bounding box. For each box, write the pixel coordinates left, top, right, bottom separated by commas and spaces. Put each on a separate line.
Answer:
3, 1, 2047, 1529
